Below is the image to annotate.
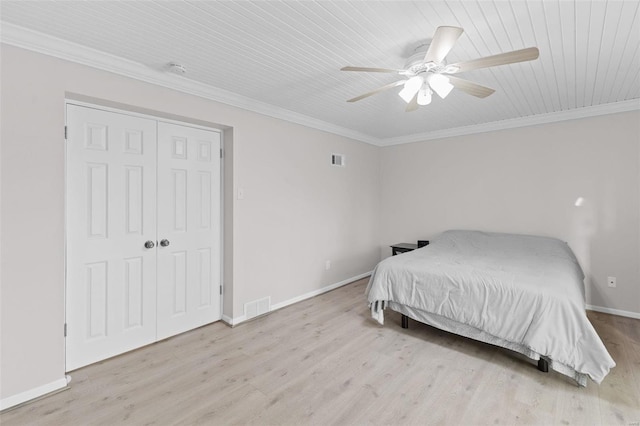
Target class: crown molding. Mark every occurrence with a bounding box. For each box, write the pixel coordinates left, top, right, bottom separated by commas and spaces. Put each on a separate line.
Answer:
0, 22, 382, 146
2, 22, 638, 148
383, 99, 640, 146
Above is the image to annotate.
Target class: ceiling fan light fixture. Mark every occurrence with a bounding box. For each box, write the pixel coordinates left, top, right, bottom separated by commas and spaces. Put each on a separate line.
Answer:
341, 26, 540, 111
398, 75, 424, 103
417, 87, 432, 106
428, 73, 454, 99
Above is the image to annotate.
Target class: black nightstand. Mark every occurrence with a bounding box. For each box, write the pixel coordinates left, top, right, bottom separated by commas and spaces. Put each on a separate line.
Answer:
390, 243, 418, 256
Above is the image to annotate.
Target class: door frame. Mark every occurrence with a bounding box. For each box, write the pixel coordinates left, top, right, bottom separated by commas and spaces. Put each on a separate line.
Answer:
63, 99, 225, 372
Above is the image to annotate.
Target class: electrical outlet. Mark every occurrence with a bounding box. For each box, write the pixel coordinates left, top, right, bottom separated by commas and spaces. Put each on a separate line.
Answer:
325, 260, 331, 270
607, 276, 616, 288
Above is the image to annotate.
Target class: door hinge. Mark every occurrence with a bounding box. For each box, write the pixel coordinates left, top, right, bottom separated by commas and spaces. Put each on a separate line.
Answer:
64, 126, 68, 140
220, 285, 223, 295
220, 148, 223, 158
64, 323, 67, 337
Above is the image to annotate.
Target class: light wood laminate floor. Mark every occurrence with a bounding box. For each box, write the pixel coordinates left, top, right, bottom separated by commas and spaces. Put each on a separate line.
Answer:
2, 278, 639, 425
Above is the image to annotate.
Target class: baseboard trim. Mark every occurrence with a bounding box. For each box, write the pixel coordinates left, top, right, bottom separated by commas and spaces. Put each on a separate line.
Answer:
229, 271, 372, 326
221, 313, 247, 327
0, 378, 69, 411
271, 271, 372, 311
221, 314, 234, 326
586, 304, 640, 320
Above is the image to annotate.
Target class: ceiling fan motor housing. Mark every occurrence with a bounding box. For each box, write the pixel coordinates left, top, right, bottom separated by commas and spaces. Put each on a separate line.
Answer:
402, 49, 458, 79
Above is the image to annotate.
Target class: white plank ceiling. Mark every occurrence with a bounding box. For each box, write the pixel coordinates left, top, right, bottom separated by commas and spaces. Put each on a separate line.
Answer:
1, 0, 639, 144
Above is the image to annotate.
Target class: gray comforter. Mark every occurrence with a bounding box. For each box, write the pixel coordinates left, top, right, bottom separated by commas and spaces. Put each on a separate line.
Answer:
366, 230, 615, 385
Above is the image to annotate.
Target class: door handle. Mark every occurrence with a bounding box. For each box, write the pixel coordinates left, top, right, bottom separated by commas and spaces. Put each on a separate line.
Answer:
160, 239, 170, 247
144, 240, 155, 249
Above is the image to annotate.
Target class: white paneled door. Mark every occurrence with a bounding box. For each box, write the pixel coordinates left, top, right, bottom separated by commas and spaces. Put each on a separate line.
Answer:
66, 105, 158, 371
156, 122, 221, 340
66, 105, 221, 371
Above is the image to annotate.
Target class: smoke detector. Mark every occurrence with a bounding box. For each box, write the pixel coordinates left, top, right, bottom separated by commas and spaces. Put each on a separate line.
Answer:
167, 62, 187, 75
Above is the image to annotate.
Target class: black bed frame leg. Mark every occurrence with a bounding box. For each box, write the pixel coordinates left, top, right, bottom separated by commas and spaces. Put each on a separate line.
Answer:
401, 314, 409, 329
538, 358, 549, 373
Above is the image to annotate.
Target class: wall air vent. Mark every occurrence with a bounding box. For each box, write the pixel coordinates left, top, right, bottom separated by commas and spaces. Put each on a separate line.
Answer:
331, 153, 346, 167
244, 296, 271, 320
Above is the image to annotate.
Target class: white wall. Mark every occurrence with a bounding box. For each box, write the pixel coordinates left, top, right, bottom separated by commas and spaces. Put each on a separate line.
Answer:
232, 110, 380, 316
0, 45, 381, 404
380, 111, 640, 315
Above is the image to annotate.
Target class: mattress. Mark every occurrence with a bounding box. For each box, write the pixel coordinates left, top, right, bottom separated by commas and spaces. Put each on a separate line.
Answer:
365, 230, 615, 385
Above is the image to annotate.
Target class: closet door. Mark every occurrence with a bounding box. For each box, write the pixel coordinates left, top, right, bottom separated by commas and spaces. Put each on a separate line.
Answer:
66, 105, 158, 371
156, 122, 221, 340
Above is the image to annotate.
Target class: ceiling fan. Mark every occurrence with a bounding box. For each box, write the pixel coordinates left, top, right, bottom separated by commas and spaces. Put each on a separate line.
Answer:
341, 26, 539, 112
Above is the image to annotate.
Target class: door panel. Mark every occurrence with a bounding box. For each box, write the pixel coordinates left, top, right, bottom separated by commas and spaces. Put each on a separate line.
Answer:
66, 105, 158, 371
156, 122, 221, 340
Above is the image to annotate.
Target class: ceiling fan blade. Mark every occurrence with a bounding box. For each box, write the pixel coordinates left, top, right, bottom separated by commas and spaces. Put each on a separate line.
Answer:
405, 93, 419, 112
448, 47, 539, 74
447, 76, 495, 98
341, 66, 401, 73
424, 26, 464, 63
347, 80, 407, 103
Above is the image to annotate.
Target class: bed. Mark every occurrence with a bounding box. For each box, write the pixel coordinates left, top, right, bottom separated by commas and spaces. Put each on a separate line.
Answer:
365, 230, 615, 386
